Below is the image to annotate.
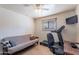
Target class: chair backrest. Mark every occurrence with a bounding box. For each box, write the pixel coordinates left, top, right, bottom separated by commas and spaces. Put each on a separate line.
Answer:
47, 33, 54, 48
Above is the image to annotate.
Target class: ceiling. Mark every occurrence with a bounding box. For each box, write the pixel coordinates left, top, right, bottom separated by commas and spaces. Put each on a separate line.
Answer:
0, 4, 77, 18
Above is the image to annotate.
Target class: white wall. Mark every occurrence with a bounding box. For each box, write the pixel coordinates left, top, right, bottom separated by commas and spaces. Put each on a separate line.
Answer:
35, 10, 77, 42
76, 5, 79, 42
0, 7, 34, 39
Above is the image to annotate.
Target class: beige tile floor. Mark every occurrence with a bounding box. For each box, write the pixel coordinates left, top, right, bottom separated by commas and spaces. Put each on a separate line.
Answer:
16, 44, 53, 55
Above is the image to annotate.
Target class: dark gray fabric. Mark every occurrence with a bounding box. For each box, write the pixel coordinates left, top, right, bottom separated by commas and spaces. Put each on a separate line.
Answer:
9, 40, 16, 47
53, 47, 64, 55
47, 33, 54, 48
47, 33, 64, 55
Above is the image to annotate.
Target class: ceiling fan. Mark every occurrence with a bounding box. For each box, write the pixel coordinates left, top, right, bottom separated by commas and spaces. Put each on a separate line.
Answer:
34, 4, 49, 11
24, 4, 50, 11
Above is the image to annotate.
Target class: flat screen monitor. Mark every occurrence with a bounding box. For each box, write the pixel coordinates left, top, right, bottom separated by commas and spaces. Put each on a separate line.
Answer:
66, 15, 78, 24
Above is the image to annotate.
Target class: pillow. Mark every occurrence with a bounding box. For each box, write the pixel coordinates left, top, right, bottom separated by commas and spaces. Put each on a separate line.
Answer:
9, 40, 16, 47
6, 41, 12, 48
30, 36, 39, 40
1, 40, 12, 48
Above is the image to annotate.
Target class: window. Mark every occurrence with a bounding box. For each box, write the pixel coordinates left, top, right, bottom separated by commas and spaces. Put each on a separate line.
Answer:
42, 18, 57, 31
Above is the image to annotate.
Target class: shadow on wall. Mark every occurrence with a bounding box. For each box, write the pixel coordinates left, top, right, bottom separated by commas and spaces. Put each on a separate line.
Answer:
0, 7, 34, 40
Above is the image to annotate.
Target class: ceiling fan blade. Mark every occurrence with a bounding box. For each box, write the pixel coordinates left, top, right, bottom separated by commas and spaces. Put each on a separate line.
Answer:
42, 8, 49, 10
24, 4, 32, 7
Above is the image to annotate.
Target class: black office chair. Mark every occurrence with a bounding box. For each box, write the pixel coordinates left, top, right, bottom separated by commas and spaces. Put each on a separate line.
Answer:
47, 25, 65, 55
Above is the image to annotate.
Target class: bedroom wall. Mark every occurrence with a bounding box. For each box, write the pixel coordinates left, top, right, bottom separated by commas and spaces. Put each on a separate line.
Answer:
76, 5, 79, 43
34, 10, 77, 42
0, 7, 35, 39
